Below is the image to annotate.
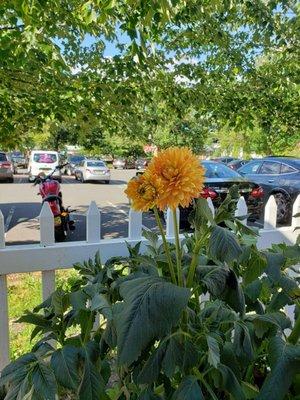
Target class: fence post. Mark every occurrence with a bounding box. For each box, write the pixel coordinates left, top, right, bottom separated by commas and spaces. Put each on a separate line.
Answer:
87, 201, 101, 243
0, 210, 5, 249
166, 208, 179, 237
0, 275, 9, 369
292, 194, 300, 229
128, 209, 142, 239
39, 202, 55, 301
235, 196, 248, 225
264, 195, 277, 229
207, 198, 215, 218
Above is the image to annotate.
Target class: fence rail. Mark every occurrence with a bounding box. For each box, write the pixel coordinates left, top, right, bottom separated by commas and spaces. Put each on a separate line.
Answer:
0, 195, 299, 369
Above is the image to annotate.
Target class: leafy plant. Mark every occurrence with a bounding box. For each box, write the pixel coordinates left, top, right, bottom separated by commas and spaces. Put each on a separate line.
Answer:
1, 189, 299, 400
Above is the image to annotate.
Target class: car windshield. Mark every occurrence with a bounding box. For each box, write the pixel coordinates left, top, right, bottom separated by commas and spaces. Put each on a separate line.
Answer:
33, 153, 57, 163
69, 156, 85, 163
87, 161, 105, 167
0, 153, 7, 162
203, 162, 241, 178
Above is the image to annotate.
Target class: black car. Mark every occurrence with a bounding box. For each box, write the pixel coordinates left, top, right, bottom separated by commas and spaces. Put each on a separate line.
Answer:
8, 152, 27, 173
237, 157, 300, 224
64, 155, 86, 176
178, 161, 264, 227
211, 157, 238, 165
227, 159, 250, 171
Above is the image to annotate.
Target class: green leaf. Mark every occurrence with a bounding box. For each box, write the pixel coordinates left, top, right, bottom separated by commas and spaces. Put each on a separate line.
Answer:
32, 360, 57, 400
189, 197, 215, 230
0, 353, 37, 387
51, 346, 79, 390
209, 226, 242, 263
219, 364, 246, 400
138, 388, 161, 400
162, 337, 183, 378
207, 335, 220, 368
91, 293, 112, 319
221, 269, 245, 315
241, 382, 259, 399
115, 276, 190, 365
257, 336, 300, 400
78, 359, 108, 400
137, 342, 167, 384
172, 376, 204, 400
51, 289, 70, 315
233, 322, 254, 361
252, 312, 291, 338
196, 265, 229, 297
243, 249, 267, 285
244, 279, 262, 303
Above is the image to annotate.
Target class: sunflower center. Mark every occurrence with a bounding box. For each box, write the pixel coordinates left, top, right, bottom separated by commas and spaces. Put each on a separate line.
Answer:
162, 166, 180, 181
138, 183, 156, 201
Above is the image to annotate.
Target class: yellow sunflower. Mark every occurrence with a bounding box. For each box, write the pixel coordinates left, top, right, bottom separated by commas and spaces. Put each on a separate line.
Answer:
147, 147, 205, 210
125, 172, 162, 212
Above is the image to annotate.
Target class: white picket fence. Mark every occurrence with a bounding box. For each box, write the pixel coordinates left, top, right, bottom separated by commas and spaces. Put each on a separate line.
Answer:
0, 195, 299, 369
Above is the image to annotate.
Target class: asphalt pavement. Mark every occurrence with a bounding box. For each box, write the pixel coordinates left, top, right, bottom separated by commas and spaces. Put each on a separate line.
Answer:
0, 169, 157, 245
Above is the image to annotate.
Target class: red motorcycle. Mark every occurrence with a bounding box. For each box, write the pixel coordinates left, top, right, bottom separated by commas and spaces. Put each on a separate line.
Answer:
35, 164, 75, 242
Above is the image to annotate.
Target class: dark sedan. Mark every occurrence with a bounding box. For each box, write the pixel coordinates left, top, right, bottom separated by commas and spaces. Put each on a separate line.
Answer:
237, 157, 300, 224
178, 161, 264, 227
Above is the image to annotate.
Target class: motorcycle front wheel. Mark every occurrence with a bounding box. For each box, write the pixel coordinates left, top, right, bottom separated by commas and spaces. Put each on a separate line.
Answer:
55, 226, 67, 242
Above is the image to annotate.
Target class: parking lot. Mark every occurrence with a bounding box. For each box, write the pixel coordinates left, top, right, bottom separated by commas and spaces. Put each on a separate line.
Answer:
0, 169, 157, 245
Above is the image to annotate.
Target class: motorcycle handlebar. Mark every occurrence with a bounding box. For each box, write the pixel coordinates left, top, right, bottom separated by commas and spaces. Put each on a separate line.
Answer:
33, 163, 69, 185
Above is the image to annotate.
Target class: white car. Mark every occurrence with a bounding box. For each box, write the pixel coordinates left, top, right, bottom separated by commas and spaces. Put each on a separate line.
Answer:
28, 151, 61, 182
75, 159, 110, 183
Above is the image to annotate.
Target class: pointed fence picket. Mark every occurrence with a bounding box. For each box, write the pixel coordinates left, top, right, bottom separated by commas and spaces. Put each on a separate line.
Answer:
0, 195, 299, 370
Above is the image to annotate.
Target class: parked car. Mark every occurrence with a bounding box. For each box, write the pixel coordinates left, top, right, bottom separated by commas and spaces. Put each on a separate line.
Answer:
28, 151, 62, 182
64, 155, 86, 176
0, 152, 14, 182
227, 159, 250, 170
178, 161, 264, 227
75, 159, 110, 183
113, 158, 135, 169
237, 157, 300, 224
135, 158, 150, 171
211, 157, 238, 164
10, 153, 27, 173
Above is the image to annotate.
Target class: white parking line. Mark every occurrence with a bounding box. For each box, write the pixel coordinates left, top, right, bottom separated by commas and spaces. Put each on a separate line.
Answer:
106, 201, 150, 230
5, 206, 15, 232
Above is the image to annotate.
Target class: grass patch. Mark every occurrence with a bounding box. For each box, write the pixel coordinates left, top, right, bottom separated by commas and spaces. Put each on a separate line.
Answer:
8, 269, 79, 360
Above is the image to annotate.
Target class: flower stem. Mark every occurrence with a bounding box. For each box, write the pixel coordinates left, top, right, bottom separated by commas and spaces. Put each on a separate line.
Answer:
288, 301, 300, 345
153, 207, 177, 284
186, 233, 207, 288
172, 209, 183, 286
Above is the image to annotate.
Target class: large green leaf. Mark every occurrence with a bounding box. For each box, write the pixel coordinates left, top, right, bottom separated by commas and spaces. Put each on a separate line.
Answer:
209, 226, 242, 263
0, 353, 37, 387
242, 248, 267, 285
172, 376, 204, 400
196, 265, 228, 297
219, 364, 246, 400
78, 359, 108, 400
207, 335, 220, 368
115, 276, 190, 365
233, 322, 253, 362
32, 360, 57, 400
51, 346, 79, 390
252, 312, 291, 339
257, 336, 300, 400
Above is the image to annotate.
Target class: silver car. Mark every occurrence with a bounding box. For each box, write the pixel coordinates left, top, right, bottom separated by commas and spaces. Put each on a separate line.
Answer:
0, 152, 14, 183
75, 159, 111, 183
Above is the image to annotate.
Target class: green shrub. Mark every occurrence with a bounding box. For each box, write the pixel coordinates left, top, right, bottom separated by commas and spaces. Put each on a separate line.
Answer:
1, 189, 299, 400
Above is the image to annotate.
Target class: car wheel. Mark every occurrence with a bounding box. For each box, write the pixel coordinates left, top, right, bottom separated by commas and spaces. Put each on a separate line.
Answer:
75, 173, 78, 180
105, 180, 110, 184
81, 174, 85, 183
8, 177, 14, 183
273, 192, 291, 224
